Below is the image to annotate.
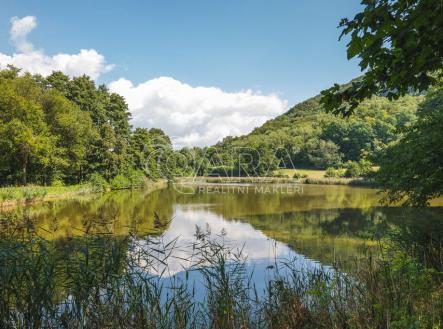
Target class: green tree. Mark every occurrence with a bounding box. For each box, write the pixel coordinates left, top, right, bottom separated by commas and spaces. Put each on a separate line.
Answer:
235, 142, 278, 176
305, 139, 343, 169
130, 128, 158, 178
46, 71, 70, 96
377, 85, 443, 206
0, 67, 183, 186
321, 0, 443, 115
0, 75, 55, 185
66, 76, 131, 179
42, 90, 95, 183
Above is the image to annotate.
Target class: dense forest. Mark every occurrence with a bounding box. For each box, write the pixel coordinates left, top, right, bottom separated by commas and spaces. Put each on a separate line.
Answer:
0, 66, 174, 187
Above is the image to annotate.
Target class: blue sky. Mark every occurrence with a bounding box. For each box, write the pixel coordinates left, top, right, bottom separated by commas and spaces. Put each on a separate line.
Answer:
0, 0, 363, 146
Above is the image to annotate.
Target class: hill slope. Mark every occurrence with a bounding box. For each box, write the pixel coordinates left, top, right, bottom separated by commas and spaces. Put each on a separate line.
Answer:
207, 89, 422, 171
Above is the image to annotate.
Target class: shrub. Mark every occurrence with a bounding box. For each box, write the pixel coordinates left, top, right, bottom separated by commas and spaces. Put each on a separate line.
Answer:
305, 139, 343, 169
127, 169, 145, 188
273, 171, 290, 178
325, 167, 345, 178
88, 173, 109, 193
51, 178, 65, 187
293, 171, 308, 179
344, 161, 361, 178
110, 175, 131, 190
344, 160, 373, 178
358, 159, 373, 176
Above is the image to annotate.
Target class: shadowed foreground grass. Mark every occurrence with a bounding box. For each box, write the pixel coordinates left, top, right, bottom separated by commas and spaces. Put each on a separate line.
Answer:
0, 214, 441, 329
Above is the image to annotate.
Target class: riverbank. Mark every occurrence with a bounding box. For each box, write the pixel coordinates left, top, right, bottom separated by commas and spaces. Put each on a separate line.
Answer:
175, 175, 375, 187
0, 179, 168, 209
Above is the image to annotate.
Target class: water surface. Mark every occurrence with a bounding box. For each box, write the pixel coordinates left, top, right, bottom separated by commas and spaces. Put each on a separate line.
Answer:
3, 183, 442, 274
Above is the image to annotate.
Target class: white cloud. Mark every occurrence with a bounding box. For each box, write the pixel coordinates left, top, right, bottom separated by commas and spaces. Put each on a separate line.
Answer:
10, 16, 37, 53
1, 16, 288, 147
0, 16, 113, 79
109, 77, 287, 147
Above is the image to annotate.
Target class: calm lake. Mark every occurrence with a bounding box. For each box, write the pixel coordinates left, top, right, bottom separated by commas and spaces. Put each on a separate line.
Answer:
2, 183, 443, 280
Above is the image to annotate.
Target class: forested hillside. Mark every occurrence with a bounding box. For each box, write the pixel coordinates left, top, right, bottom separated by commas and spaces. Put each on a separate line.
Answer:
196, 90, 422, 176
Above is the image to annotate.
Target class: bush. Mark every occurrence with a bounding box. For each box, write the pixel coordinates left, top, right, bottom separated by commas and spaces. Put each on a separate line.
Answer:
88, 173, 109, 193
305, 139, 343, 169
127, 169, 146, 188
51, 178, 65, 187
273, 171, 290, 178
292, 171, 308, 179
344, 159, 373, 178
344, 161, 361, 178
324, 167, 345, 178
110, 175, 131, 190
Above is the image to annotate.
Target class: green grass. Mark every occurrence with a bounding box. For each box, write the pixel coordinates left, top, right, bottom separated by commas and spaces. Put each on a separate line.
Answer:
0, 185, 93, 205
275, 168, 326, 179
273, 168, 376, 187
0, 178, 167, 207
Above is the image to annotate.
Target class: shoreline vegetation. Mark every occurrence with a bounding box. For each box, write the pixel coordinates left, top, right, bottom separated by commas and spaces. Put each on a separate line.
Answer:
0, 220, 441, 328
0, 170, 373, 209
0, 179, 167, 209
175, 172, 376, 187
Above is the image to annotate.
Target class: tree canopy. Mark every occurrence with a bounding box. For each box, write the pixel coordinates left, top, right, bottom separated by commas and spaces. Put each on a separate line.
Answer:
377, 84, 443, 206
0, 67, 175, 186
321, 0, 443, 116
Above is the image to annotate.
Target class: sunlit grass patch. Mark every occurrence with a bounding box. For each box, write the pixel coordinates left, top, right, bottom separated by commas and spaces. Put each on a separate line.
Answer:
275, 168, 326, 179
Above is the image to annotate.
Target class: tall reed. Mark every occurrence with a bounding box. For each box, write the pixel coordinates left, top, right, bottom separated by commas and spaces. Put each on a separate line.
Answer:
0, 213, 441, 328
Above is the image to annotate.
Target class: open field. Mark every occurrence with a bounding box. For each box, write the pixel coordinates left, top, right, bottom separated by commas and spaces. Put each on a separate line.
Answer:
275, 168, 326, 179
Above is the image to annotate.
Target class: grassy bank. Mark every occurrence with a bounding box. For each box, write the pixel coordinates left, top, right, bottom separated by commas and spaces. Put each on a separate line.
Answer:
0, 179, 167, 208
0, 185, 92, 208
0, 218, 441, 328
276, 168, 376, 186
176, 175, 375, 187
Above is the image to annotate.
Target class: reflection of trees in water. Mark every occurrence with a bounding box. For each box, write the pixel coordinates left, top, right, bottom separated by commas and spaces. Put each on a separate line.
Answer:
2, 185, 441, 271
229, 206, 443, 267
174, 184, 381, 218
0, 188, 176, 239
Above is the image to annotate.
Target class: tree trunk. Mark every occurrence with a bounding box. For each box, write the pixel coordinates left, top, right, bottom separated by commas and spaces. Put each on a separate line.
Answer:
20, 145, 29, 186
21, 161, 27, 186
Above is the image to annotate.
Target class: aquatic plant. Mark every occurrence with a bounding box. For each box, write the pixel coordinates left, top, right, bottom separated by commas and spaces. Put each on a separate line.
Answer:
0, 215, 441, 328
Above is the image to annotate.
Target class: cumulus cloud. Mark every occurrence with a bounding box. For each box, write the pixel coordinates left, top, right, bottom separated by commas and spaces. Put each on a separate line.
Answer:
0, 16, 113, 79
10, 16, 37, 53
109, 77, 287, 147
1, 16, 287, 147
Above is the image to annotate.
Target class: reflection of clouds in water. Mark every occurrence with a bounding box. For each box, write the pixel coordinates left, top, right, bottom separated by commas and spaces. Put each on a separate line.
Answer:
136, 204, 323, 277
